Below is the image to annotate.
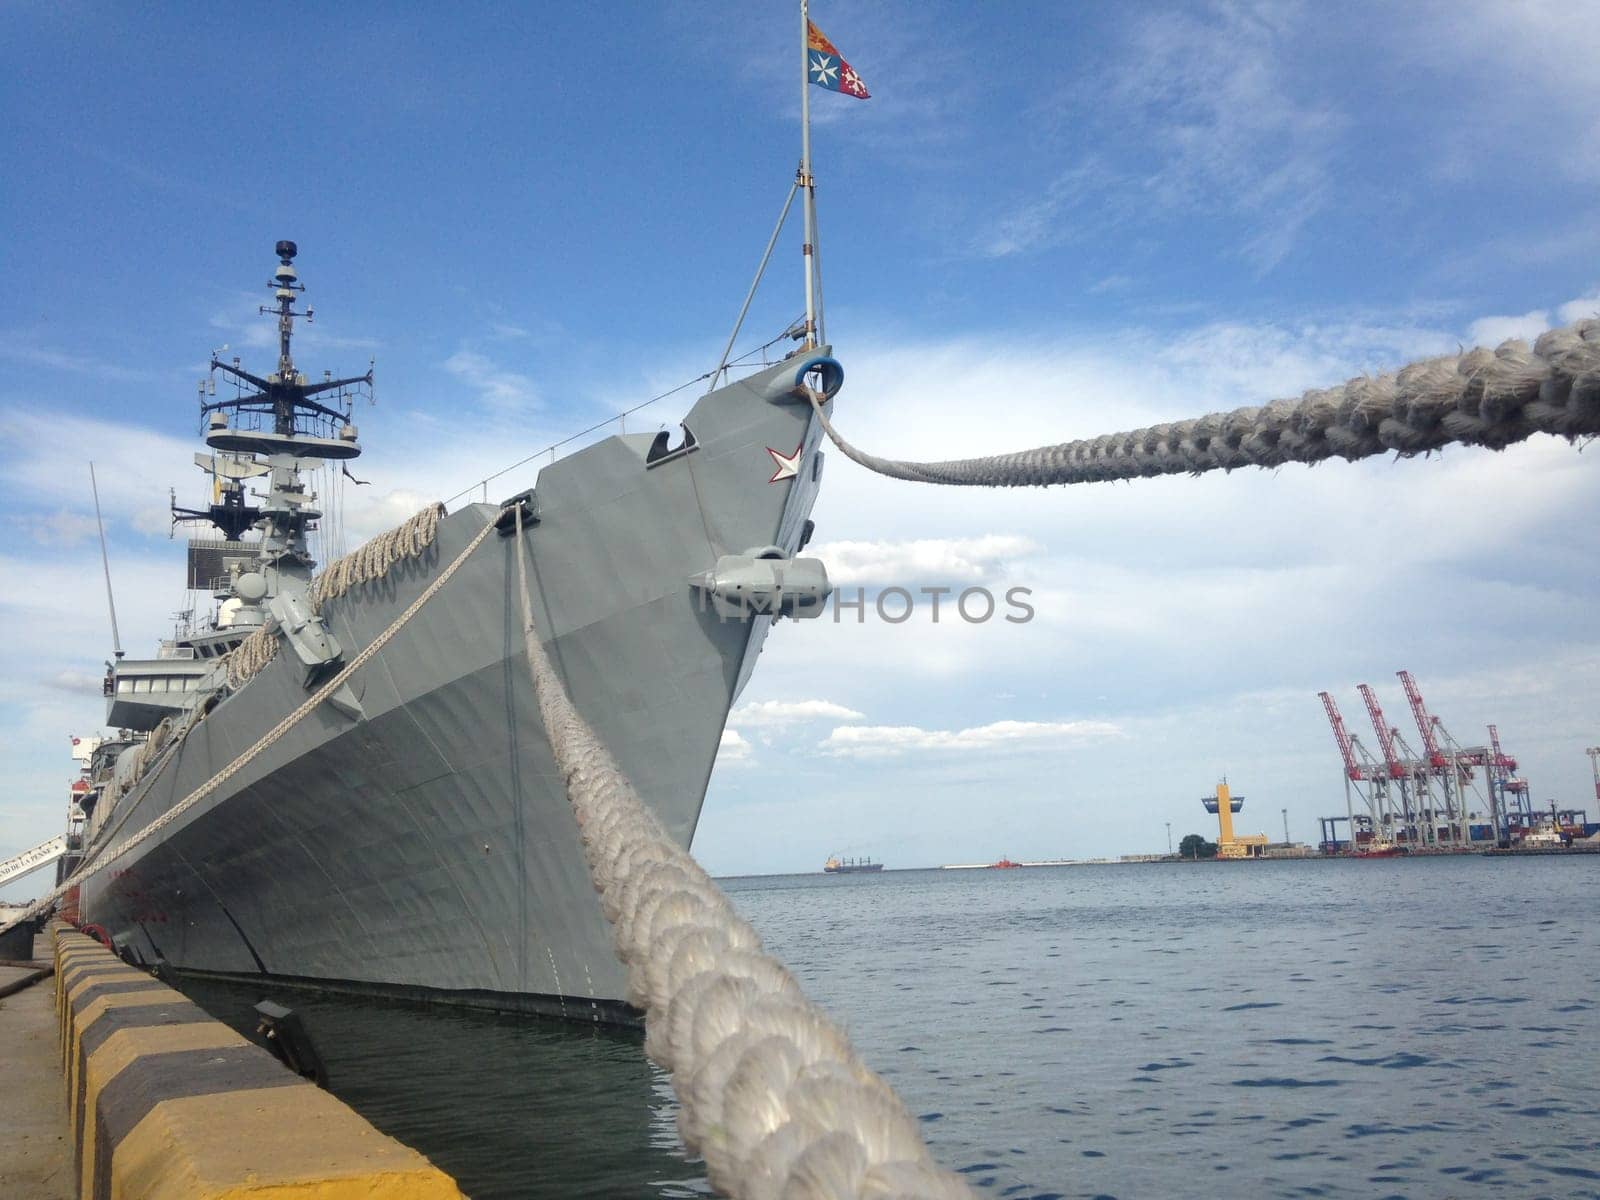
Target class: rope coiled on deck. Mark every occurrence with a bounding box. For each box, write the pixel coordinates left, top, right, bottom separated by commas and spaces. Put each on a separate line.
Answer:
225, 624, 279, 690
310, 502, 444, 608
511, 506, 974, 1200
808, 322, 1600, 486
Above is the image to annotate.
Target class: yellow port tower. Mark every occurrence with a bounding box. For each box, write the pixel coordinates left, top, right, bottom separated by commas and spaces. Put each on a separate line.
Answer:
1203, 781, 1270, 859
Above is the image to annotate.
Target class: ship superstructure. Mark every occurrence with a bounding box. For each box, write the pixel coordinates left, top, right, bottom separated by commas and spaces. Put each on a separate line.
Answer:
95, 241, 368, 757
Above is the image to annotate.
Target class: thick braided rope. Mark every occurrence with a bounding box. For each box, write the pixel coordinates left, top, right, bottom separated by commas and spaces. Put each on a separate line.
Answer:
809, 322, 1600, 486
226, 623, 279, 689
512, 507, 973, 1200
311, 502, 444, 608
1, 508, 495, 934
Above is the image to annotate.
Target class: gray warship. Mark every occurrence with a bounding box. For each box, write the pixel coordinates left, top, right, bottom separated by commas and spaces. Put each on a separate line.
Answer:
53, 239, 840, 1021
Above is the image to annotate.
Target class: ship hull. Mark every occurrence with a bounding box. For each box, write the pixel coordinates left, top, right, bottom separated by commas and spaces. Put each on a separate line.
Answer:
75, 354, 835, 1020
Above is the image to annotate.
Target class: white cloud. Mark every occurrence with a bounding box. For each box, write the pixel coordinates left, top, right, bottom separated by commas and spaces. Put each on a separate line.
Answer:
1434, 290, 1595, 351
728, 699, 865, 729
442, 350, 539, 411
45, 670, 103, 695
980, 3, 1344, 270
1122, 2, 1342, 271
1409, 0, 1600, 182
810, 535, 1039, 586
717, 728, 754, 765
1467, 311, 1550, 346
1556, 293, 1600, 324
11, 511, 102, 547
0, 408, 201, 538
977, 162, 1114, 259
820, 719, 1123, 759
0, 330, 164, 383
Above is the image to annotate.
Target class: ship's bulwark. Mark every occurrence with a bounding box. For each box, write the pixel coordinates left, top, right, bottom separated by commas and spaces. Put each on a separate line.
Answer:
79, 355, 832, 1020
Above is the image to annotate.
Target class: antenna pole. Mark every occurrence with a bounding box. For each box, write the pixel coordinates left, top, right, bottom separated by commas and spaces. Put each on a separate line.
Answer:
89, 462, 124, 659
799, 0, 818, 348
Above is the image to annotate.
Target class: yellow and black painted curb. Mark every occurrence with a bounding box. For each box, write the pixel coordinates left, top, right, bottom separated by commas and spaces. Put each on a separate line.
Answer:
53, 925, 465, 1199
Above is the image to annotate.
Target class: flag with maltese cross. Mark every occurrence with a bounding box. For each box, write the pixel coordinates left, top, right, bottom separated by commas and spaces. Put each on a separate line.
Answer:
807, 21, 870, 99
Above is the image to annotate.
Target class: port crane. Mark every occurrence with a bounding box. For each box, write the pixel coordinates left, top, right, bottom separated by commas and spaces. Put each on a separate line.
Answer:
1428, 715, 1493, 837
1318, 673, 1559, 851
1396, 670, 1493, 845
1487, 724, 1532, 830
1319, 691, 1368, 851
1357, 683, 1423, 846
1318, 691, 1398, 851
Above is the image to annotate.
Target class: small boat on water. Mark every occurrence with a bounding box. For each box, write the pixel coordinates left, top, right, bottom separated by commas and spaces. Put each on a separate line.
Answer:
989, 857, 1022, 869
1353, 843, 1407, 858
1518, 825, 1566, 849
823, 855, 884, 874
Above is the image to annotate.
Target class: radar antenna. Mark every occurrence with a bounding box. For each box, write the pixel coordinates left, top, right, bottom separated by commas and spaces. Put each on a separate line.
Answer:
198, 241, 372, 454
175, 243, 375, 551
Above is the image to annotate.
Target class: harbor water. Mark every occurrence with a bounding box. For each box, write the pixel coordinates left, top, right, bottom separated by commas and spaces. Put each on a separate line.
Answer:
178, 855, 1600, 1199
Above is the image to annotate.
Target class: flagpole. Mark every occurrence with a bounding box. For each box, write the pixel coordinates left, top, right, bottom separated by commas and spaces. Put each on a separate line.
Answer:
799, 0, 818, 349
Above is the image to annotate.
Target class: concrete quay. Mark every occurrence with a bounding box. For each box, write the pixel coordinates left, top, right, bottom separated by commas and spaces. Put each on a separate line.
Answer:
0, 932, 71, 1200
2, 925, 468, 1200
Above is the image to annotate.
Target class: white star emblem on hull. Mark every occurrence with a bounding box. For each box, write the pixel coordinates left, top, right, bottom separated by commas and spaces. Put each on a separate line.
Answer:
767, 443, 804, 483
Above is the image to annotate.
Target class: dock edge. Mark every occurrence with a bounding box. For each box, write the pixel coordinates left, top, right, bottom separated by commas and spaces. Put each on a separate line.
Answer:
52, 923, 466, 1200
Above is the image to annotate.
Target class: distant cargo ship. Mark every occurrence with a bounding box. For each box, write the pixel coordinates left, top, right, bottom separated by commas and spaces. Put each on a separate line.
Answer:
823, 855, 884, 874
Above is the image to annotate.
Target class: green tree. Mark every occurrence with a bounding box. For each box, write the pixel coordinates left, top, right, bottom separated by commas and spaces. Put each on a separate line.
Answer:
1178, 833, 1218, 860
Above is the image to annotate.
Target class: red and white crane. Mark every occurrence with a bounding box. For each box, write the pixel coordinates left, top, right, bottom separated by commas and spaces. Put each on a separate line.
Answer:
1319, 691, 1364, 783
1397, 669, 1489, 843
1318, 691, 1379, 851
1397, 669, 1445, 768
1357, 684, 1406, 781
1358, 682, 1432, 847
1487, 724, 1531, 828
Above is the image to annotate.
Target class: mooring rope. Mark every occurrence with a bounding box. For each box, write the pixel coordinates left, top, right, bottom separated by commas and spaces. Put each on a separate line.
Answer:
225, 623, 279, 689
3, 509, 498, 932
511, 506, 973, 1200
806, 322, 1600, 486
310, 503, 445, 608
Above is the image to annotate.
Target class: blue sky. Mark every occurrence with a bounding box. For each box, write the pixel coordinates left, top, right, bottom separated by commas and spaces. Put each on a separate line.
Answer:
4, 1, 1599, 891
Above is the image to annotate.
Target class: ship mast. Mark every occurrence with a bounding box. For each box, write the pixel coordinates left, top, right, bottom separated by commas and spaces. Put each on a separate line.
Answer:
799, 0, 819, 349
180, 242, 372, 557
273, 239, 304, 429
705, 2, 831, 389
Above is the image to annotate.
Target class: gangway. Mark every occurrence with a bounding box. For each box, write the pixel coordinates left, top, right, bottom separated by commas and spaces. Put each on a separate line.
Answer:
0, 834, 68, 892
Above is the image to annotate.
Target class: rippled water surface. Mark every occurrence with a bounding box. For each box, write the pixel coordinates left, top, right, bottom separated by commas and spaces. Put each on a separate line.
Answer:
180, 856, 1600, 1198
